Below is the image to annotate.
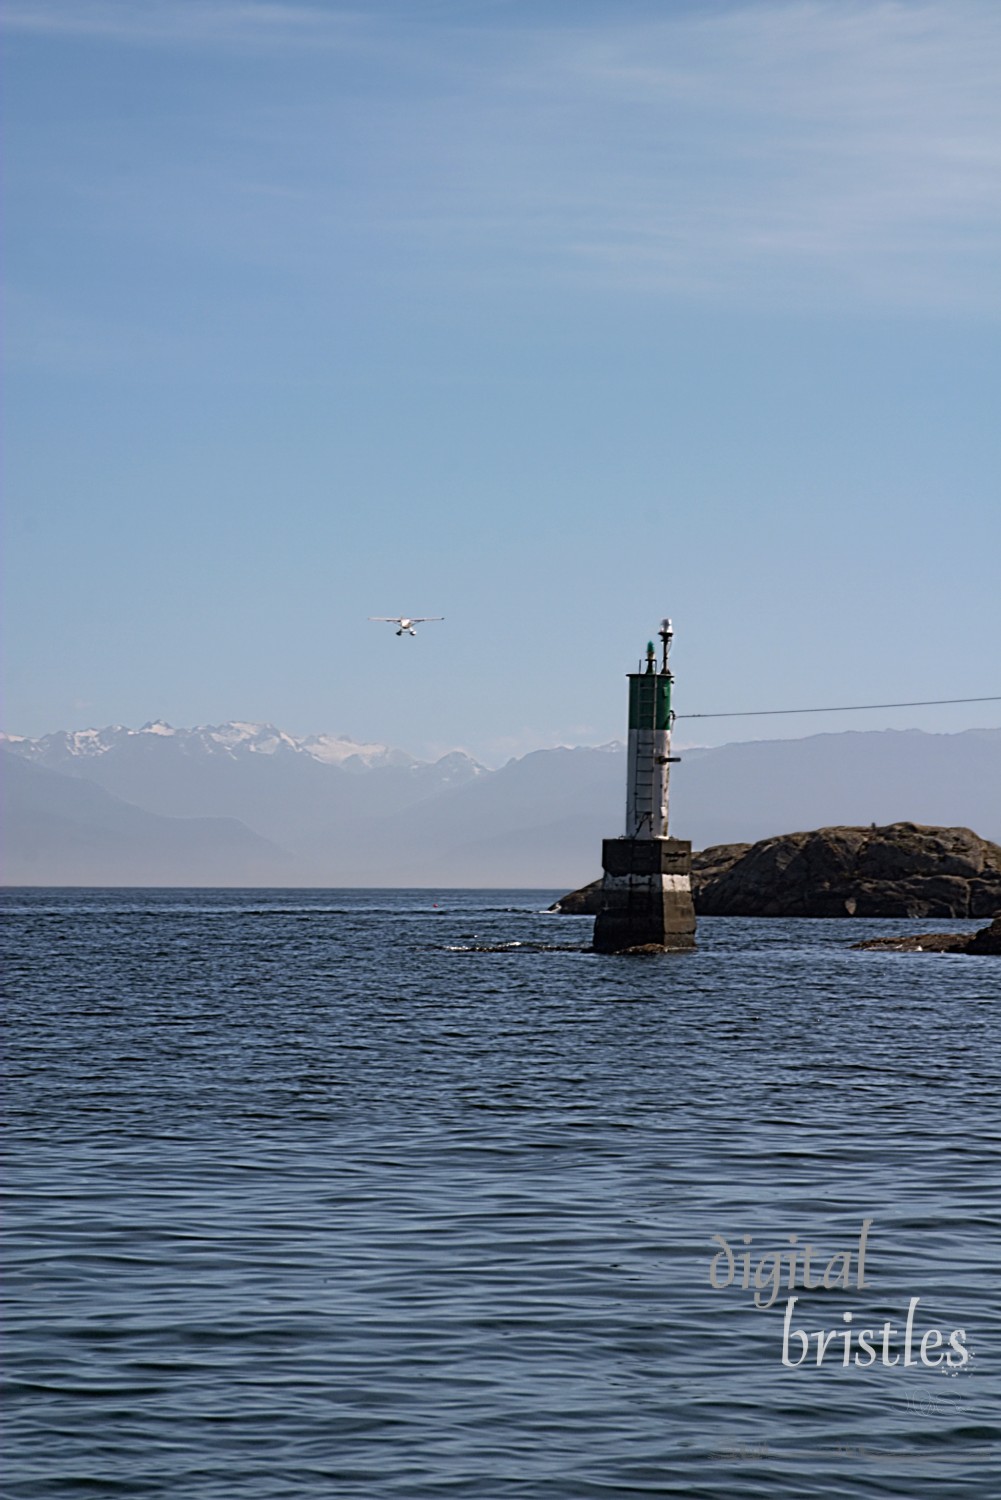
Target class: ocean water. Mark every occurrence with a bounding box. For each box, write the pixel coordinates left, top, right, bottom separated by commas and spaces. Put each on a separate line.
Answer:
3, 888, 1000, 1499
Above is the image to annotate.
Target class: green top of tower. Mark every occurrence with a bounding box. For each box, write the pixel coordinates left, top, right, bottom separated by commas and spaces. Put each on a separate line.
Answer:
628, 671, 672, 731
626, 620, 675, 727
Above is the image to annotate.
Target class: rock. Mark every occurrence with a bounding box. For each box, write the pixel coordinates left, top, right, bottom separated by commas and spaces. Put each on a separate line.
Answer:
694, 823, 1001, 919
966, 915, 1001, 955
691, 841, 753, 885
550, 823, 1001, 920
853, 932, 972, 953
549, 878, 603, 915
854, 915, 1001, 954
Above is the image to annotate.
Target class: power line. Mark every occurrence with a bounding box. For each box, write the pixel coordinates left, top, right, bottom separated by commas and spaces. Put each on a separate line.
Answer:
676, 695, 1001, 721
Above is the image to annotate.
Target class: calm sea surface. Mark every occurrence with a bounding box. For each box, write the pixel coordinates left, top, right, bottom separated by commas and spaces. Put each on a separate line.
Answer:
3, 889, 1000, 1499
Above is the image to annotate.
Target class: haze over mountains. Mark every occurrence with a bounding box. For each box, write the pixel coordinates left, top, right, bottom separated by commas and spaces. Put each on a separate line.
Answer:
2, 721, 998, 887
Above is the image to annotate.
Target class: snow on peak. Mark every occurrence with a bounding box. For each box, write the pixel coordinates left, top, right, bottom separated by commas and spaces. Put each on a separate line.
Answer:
196, 722, 301, 756
2, 720, 438, 770
300, 732, 409, 768
64, 727, 129, 756
1, 726, 127, 760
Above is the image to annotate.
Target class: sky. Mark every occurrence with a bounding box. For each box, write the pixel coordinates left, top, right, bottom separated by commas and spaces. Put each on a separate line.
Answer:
3, 0, 1000, 766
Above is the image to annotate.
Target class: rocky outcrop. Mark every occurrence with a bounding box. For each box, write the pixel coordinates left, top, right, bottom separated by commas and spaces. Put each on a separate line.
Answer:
854, 916, 1001, 954
696, 823, 1001, 918
550, 824, 1001, 920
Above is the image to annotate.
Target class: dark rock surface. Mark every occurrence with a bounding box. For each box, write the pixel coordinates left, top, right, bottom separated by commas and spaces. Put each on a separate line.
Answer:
968, 916, 1001, 953
550, 824, 1001, 920
550, 879, 603, 916
854, 916, 1001, 954
696, 823, 1001, 918
691, 841, 753, 886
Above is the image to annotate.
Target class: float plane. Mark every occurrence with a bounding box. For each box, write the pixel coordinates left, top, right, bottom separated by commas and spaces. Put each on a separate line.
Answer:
369, 616, 444, 637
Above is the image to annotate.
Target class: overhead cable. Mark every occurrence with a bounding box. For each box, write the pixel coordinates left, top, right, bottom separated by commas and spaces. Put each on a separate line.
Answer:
676, 695, 1001, 721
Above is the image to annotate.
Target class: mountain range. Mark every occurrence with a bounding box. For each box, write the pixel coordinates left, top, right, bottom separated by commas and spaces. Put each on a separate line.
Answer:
2, 720, 998, 887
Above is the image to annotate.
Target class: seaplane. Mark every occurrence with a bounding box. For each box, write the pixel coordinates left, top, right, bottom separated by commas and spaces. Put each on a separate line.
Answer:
369, 616, 444, 637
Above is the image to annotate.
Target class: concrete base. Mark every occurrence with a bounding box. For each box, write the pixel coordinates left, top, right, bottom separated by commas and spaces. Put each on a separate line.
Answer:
592, 837, 697, 953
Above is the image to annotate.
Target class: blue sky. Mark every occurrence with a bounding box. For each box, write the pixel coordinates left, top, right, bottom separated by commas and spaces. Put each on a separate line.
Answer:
4, 0, 1000, 764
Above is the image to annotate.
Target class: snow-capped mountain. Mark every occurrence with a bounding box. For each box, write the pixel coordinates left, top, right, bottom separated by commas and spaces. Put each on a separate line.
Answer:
2, 723, 997, 886
0, 721, 488, 855
0, 720, 428, 771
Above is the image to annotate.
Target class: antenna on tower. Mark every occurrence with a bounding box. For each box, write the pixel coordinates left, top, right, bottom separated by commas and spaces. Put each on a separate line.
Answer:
659, 617, 673, 673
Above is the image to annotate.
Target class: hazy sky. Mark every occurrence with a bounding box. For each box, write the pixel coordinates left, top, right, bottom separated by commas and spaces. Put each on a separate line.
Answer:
4, 0, 1000, 764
